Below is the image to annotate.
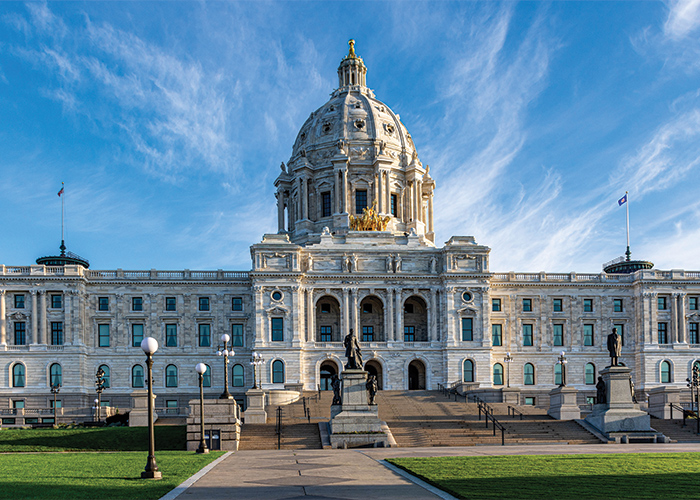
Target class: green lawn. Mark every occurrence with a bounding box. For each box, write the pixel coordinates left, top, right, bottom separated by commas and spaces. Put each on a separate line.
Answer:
0, 450, 225, 500
388, 453, 700, 500
0, 425, 186, 452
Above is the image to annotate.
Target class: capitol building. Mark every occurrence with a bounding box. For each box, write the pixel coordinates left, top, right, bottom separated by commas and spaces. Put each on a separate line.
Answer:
1, 41, 699, 419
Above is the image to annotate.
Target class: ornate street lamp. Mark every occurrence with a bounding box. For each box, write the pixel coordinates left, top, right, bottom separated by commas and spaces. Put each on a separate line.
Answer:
558, 351, 568, 387
95, 368, 106, 422
51, 384, 60, 426
503, 352, 513, 388
250, 352, 265, 389
686, 363, 700, 434
141, 337, 162, 480
216, 334, 234, 399
195, 363, 209, 454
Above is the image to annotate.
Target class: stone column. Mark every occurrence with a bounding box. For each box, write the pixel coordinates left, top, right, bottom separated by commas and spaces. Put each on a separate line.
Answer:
254, 287, 264, 348
428, 193, 434, 233
342, 169, 349, 213
30, 290, 38, 344
306, 289, 314, 343
302, 179, 308, 220
374, 172, 380, 212
445, 288, 456, 344
671, 293, 679, 344
72, 291, 82, 345
430, 288, 438, 342
0, 290, 6, 345
383, 290, 390, 342
64, 291, 72, 345
651, 293, 658, 343
351, 288, 359, 337
396, 290, 403, 343
292, 286, 301, 347
277, 190, 285, 232
679, 293, 687, 343
387, 288, 394, 341
334, 171, 340, 214
39, 290, 47, 344
342, 288, 350, 337
385, 172, 390, 215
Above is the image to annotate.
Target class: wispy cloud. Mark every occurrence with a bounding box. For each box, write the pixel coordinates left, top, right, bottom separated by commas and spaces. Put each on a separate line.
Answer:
664, 0, 700, 39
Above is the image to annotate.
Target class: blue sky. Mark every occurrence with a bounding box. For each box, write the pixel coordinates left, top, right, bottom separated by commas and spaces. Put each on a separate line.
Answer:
1, 1, 699, 273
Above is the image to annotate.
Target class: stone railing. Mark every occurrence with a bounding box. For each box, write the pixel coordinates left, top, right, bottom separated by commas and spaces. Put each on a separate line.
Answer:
0, 265, 249, 281
490, 270, 700, 283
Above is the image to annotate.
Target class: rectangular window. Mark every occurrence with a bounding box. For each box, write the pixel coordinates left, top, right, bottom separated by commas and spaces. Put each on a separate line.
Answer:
658, 297, 667, 310
355, 189, 367, 214
321, 303, 331, 313
525, 397, 536, 406
492, 324, 502, 346
198, 324, 210, 347
199, 297, 210, 311
614, 324, 625, 346
522, 298, 532, 312
492, 299, 502, 312
271, 318, 284, 341
583, 299, 593, 312
51, 294, 62, 309
321, 192, 331, 218
390, 194, 398, 217
50, 400, 62, 409
583, 324, 594, 346
232, 297, 243, 311
404, 326, 415, 342
523, 324, 533, 346
690, 297, 698, 311
690, 323, 699, 344
98, 324, 110, 347
613, 299, 623, 313
320, 326, 332, 342
132, 324, 144, 347
98, 297, 109, 311
404, 303, 414, 314
166, 324, 178, 347
12, 400, 25, 409
461, 318, 473, 341
50, 322, 63, 345
231, 324, 244, 347
553, 324, 564, 346
658, 322, 668, 344
362, 326, 374, 342
14, 294, 25, 309
165, 297, 176, 311
553, 299, 562, 312
362, 303, 373, 314
14, 322, 26, 345
132, 297, 143, 311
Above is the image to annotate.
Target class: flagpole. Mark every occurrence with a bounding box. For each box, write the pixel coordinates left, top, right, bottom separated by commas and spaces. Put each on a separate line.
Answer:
625, 190, 630, 261
60, 182, 65, 257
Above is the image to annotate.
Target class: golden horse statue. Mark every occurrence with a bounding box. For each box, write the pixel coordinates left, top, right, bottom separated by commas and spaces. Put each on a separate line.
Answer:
349, 201, 391, 231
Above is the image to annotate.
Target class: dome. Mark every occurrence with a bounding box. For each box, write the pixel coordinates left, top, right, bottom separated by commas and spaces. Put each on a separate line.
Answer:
274, 40, 435, 246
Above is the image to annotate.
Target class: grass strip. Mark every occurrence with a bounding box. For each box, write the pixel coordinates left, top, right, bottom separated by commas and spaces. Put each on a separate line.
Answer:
388, 452, 700, 500
0, 450, 224, 500
0, 425, 186, 452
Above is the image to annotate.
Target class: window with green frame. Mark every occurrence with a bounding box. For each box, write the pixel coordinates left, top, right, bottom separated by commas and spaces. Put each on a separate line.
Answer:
271, 318, 284, 341
132, 324, 144, 347
463, 359, 474, 382
523, 363, 535, 385
165, 324, 178, 347
493, 363, 504, 385
231, 324, 244, 347
199, 324, 211, 347
523, 324, 533, 346
272, 360, 285, 384
492, 324, 502, 346
553, 324, 563, 346
132, 365, 144, 388
98, 324, 110, 347
203, 364, 211, 387
461, 318, 473, 341
232, 364, 244, 387
585, 363, 595, 385
583, 324, 594, 346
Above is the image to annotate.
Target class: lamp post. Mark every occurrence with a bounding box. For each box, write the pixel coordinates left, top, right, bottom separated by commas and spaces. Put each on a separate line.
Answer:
686, 363, 700, 434
558, 351, 568, 387
141, 337, 162, 480
503, 352, 513, 388
94, 399, 99, 421
95, 368, 106, 423
216, 334, 234, 399
51, 384, 60, 426
195, 363, 209, 454
250, 352, 265, 389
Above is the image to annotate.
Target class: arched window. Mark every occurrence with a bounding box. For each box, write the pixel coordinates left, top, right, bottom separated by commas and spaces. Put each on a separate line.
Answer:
49, 363, 62, 387
272, 360, 285, 384
554, 364, 563, 385
463, 360, 474, 383
99, 365, 111, 388
232, 364, 244, 387
132, 365, 144, 388
165, 365, 178, 387
493, 363, 504, 386
661, 361, 672, 383
12, 364, 25, 388
203, 364, 211, 388
693, 360, 700, 375
524, 363, 535, 385
585, 363, 596, 385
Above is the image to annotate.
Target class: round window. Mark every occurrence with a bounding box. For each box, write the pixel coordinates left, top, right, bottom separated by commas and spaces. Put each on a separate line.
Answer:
462, 291, 473, 302
271, 291, 283, 301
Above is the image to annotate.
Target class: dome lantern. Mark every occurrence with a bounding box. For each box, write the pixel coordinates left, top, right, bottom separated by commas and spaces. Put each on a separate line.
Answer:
337, 39, 367, 89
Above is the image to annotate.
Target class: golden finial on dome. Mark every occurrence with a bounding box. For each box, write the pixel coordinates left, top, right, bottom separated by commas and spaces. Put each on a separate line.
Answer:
348, 39, 356, 58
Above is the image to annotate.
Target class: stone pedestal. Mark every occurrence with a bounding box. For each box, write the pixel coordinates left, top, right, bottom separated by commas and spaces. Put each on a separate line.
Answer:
186, 399, 241, 451
502, 387, 521, 405
128, 390, 158, 427
548, 386, 580, 420
585, 365, 667, 443
329, 369, 389, 448
244, 388, 267, 424
647, 386, 681, 419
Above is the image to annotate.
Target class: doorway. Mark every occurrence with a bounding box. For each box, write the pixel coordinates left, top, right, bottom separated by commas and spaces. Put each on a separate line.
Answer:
319, 361, 338, 391
408, 360, 426, 390
364, 360, 383, 390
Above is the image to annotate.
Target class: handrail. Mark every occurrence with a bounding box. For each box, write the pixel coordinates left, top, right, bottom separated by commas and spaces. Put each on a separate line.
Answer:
275, 406, 282, 450
302, 396, 310, 423
477, 401, 506, 445
508, 405, 524, 420
670, 403, 694, 427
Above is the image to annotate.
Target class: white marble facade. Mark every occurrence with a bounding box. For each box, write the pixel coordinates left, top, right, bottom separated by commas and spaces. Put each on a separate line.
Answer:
1, 42, 700, 411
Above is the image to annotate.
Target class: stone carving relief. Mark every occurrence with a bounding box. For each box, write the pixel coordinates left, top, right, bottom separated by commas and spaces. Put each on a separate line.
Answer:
349, 146, 370, 160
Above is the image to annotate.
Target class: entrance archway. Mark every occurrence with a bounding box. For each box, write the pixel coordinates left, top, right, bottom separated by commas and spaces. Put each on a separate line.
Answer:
360, 295, 384, 341
408, 360, 426, 390
403, 296, 428, 341
364, 359, 383, 390
316, 296, 341, 342
319, 360, 339, 391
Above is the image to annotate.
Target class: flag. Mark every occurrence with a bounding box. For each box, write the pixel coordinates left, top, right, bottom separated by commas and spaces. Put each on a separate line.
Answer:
57, 184, 64, 197
618, 193, 627, 206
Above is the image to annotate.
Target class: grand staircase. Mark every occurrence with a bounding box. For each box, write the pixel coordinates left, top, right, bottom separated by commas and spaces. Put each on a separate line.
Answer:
649, 417, 700, 443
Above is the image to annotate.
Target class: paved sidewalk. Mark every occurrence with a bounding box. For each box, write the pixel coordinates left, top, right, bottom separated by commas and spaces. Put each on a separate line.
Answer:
173, 443, 700, 500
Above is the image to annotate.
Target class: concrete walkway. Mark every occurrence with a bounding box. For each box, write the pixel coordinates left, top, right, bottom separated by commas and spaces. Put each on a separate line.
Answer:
171, 443, 700, 500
